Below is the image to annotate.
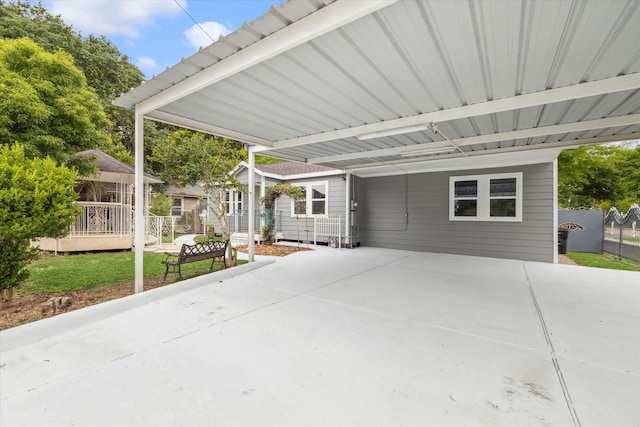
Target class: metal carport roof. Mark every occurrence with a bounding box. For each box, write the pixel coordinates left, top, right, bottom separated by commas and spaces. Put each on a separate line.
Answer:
114, 0, 640, 172
113, 0, 640, 290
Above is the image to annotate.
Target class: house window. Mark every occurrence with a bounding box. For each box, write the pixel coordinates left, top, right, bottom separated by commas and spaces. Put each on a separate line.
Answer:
291, 182, 328, 216
171, 197, 182, 216
225, 190, 243, 215
449, 173, 522, 222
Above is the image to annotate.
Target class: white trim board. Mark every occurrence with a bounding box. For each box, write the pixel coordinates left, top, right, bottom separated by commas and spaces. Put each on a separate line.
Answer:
353, 149, 563, 178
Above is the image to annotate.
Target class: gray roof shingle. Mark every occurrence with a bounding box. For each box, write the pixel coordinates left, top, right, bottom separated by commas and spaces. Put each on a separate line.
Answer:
256, 161, 338, 176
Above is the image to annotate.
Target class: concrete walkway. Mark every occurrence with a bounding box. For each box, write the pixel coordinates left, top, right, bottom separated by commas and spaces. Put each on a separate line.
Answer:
1, 248, 638, 426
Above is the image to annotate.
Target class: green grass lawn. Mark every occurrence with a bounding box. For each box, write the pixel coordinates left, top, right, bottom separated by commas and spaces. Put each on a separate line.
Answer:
566, 251, 640, 272
25, 251, 236, 293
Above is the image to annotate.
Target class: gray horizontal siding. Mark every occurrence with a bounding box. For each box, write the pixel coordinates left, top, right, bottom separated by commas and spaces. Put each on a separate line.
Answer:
276, 175, 347, 242
357, 163, 555, 262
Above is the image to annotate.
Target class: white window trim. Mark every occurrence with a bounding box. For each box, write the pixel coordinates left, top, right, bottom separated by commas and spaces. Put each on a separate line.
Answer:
449, 172, 523, 222
225, 190, 243, 216
290, 181, 329, 217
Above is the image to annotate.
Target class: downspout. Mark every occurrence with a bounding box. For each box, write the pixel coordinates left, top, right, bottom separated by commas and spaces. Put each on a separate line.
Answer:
247, 146, 255, 262
134, 110, 144, 293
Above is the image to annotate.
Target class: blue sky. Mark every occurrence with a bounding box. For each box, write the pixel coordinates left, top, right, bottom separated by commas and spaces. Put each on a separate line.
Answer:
32, 0, 282, 79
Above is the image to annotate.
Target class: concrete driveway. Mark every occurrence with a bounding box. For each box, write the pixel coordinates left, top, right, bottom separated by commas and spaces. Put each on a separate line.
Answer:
1, 247, 638, 426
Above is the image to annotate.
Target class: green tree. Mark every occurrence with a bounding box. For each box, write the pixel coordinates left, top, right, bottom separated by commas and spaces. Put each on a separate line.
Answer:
0, 38, 117, 171
614, 145, 640, 212
0, 1, 144, 162
558, 143, 639, 210
0, 144, 80, 301
149, 193, 173, 216
0, 1, 143, 102
150, 130, 245, 263
558, 145, 619, 208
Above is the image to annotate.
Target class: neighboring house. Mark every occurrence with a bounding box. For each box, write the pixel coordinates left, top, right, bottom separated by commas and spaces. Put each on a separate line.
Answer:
34, 149, 162, 253
223, 161, 351, 245
163, 184, 209, 235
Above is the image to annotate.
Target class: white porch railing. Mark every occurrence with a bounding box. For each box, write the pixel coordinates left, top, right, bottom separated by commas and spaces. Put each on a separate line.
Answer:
314, 215, 341, 248
70, 202, 133, 237
145, 215, 178, 248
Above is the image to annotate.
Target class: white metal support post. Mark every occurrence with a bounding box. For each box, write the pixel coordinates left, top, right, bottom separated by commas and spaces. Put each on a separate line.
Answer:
345, 172, 351, 248
260, 174, 266, 244
553, 158, 559, 264
134, 110, 145, 293
247, 146, 255, 262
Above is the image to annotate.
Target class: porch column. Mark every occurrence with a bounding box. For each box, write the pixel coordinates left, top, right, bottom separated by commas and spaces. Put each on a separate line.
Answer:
134, 110, 144, 293
247, 146, 255, 262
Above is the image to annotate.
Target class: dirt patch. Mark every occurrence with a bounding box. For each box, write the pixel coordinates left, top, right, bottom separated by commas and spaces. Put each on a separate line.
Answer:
0, 244, 310, 331
235, 244, 312, 257
0, 276, 172, 331
558, 254, 578, 265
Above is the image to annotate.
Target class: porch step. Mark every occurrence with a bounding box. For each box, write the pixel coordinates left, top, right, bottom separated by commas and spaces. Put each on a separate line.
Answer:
230, 232, 282, 247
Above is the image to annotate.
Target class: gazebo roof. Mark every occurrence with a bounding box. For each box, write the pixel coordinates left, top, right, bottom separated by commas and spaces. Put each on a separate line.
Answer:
75, 149, 162, 184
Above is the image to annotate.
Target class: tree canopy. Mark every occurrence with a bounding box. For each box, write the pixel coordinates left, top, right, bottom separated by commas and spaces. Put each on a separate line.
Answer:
150, 129, 245, 242
558, 143, 639, 211
0, 38, 129, 171
0, 0, 145, 163
0, 1, 143, 103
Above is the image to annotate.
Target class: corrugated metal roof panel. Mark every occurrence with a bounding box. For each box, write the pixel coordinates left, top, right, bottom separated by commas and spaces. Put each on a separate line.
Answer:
114, 0, 640, 174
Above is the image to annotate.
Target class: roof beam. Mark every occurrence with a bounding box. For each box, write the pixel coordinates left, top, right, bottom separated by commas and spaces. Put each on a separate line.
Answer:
307, 114, 640, 164
274, 73, 640, 150
340, 132, 640, 173
146, 110, 274, 146
135, 0, 398, 116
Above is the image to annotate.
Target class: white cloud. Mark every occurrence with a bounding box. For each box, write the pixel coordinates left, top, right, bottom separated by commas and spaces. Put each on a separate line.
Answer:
184, 21, 231, 50
136, 56, 160, 74
48, 0, 185, 37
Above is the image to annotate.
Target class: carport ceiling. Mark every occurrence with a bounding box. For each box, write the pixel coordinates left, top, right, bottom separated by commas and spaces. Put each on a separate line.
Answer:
114, 0, 640, 171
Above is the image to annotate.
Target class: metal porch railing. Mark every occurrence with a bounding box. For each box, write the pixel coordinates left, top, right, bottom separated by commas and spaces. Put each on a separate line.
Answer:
70, 202, 133, 237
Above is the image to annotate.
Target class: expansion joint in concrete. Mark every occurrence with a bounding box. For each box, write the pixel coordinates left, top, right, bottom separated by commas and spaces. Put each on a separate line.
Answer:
522, 263, 581, 427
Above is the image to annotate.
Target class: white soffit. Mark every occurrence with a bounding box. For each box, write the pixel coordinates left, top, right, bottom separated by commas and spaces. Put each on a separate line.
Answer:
113, 0, 640, 168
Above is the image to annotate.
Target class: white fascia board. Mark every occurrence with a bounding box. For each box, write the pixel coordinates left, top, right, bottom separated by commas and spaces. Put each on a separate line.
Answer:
308, 114, 640, 164
146, 110, 274, 147
351, 148, 564, 178
136, 0, 398, 116
275, 73, 640, 150
230, 161, 249, 177
232, 162, 276, 180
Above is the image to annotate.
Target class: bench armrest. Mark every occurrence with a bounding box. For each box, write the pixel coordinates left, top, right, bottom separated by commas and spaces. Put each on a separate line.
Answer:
164, 252, 179, 262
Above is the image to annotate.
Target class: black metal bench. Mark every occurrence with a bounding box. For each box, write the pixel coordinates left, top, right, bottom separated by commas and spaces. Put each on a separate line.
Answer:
162, 240, 228, 280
